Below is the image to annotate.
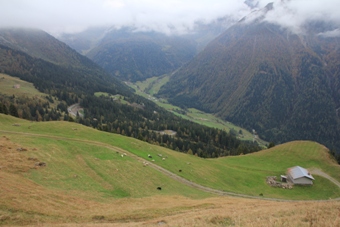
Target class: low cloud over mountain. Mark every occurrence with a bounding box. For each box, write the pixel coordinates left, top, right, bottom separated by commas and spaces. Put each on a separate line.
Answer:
0, 1, 339, 36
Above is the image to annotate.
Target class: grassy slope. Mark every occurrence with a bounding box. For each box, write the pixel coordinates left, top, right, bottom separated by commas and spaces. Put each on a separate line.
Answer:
1, 114, 340, 226
0, 73, 59, 110
0, 73, 46, 98
93, 92, 130, 105
1, 114, 340, 201
0, 120, 207, 200
128, 76, 267, 146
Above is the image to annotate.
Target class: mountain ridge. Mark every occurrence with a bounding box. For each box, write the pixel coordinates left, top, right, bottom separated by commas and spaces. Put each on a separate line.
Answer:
0, 28, 97, 68
159, 18, 340, 151
60, 18, 234, 82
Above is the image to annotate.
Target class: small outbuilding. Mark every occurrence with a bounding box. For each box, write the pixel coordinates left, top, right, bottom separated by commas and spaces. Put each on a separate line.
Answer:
287, 166, 314, 185
280, 175, 287, 183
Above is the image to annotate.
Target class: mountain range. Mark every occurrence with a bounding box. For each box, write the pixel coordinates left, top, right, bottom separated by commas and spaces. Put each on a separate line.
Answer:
60, 18, 233, 82
158, 4, 340, 151
57, 2, 340, 153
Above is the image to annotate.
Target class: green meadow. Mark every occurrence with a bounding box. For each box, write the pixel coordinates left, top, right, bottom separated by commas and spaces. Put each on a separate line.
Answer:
0, 73, 46, 98
1, 114, 340, 200
94, 92, 128, 104
0, 73, 59, 111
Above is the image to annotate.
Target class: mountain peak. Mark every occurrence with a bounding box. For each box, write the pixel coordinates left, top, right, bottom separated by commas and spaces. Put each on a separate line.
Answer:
239, 2, 274, 24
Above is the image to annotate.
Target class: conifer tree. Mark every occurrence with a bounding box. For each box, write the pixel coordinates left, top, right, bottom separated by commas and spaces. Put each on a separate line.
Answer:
9, 104, 19, 117
3, 104, 8, 115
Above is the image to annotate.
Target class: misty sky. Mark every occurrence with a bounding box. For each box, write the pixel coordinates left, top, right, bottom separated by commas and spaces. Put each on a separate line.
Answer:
0, 0, 339, 36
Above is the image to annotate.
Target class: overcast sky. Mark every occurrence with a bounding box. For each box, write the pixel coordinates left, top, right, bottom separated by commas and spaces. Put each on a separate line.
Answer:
0, 0, 339, 36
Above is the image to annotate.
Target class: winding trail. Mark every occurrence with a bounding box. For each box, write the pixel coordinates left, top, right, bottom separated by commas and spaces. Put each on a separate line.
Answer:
1, 129, 340, 202
310, 168, 340, 188
67, 103, 84, 118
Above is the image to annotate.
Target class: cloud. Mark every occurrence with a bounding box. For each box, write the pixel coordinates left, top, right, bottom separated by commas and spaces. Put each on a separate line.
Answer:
0, 0, 339, 36
259, 0, 340, 34
0, 0, 250, 35
318, 29, 340, 38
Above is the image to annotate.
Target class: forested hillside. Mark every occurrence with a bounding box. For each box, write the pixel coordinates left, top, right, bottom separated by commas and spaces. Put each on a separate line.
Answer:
0, 28, 261, 158
159, 20, 340, 153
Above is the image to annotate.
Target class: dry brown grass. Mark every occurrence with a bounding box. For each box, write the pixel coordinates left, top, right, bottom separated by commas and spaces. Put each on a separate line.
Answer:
1, 136, 340, 227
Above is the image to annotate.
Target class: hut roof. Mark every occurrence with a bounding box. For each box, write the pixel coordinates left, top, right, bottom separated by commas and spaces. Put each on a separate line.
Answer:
288, 166, 314, 180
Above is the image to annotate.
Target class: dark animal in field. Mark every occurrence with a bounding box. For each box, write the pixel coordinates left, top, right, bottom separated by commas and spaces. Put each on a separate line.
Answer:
157, 187, 162, 190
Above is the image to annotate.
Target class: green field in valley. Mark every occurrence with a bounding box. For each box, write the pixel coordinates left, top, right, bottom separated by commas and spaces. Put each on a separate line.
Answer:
127, 76, 267, 147
94, 92, 129, 105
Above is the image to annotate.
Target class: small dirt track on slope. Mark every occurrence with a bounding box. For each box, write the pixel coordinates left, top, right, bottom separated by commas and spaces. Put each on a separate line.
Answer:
310, 168, 340, 188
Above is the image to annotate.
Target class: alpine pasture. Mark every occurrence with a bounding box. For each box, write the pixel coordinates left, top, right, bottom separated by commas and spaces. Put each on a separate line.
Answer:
1, 114, 340, 226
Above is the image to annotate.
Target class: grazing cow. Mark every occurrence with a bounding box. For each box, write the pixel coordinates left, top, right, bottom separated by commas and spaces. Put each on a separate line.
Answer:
179, 169, 182, 172
157, 187, 162, 190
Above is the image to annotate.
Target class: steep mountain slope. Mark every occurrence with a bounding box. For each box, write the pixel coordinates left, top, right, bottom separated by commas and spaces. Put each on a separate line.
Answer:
0, 28, 95, 68
0, 28, 130, 97
159, 19, 340, 150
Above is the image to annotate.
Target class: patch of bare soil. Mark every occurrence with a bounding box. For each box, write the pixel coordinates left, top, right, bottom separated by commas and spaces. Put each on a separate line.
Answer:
0, 136, 43, 173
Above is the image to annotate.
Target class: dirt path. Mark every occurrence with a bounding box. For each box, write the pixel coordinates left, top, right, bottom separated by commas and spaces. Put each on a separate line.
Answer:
1, 129, 340, 202
310, 168, 340, 188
